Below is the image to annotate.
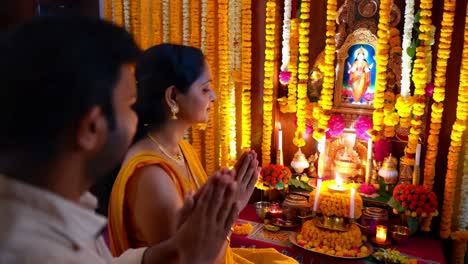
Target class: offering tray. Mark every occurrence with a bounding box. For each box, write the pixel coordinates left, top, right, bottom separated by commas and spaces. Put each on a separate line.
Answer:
289, 233, 374, 259
313, 216, 350, 232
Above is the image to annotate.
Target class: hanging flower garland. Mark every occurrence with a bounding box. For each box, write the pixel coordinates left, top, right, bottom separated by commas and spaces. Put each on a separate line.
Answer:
228, 0, 241, 165
458, 130, 468, 230
151, 0, 163, 45
441, 6, 468, 239
141, 0, 151, 49
312, 0, 336, 141
200, 0, 207, 52
279, 0, 292, 84
103, 0, 112, 21
423, 0, 456, 191
369, 0, 391, 139
405, 0, 433, 165
204, 0, 217, 175
169, 0, 182, 43
123, 0, 131, 31
129, 0, 139, 43
451, 231, 468, 263
189, 0, 202, 159
162, 0, 169, 42
241, 0, 252, 150
182, 0, 190, 45
113, 0, 124, 27
400, 0, 415, 98
261, 0, 277, 166
218, 0, 230, 167
294, 0, 310, 147
286, 18, 299, 113
383, 28, 401, 138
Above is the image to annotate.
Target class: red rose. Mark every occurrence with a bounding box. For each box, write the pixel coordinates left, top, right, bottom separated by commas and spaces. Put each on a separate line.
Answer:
416, 208, 423, 215
402, 201, 407, 207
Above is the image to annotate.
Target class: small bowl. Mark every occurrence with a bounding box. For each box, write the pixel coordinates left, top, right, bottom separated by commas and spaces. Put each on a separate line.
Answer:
390, 225, 410, 244
254, 201, 271, 220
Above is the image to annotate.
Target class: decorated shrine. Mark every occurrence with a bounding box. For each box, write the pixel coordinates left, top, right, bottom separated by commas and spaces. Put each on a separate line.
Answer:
5, 0, 468, 263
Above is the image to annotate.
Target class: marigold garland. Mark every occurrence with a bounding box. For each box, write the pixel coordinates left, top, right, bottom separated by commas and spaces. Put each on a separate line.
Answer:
103, 0, 112, 21
312, 0, 336, 141
189, 0, 202, 159
169, 0, 182, 43
141, 0, 151, 49
285, 18, 299, 113
405, 0, 433, 164
383, 28, 401, 138
241, 0, 252, 150
423, 0, 456, 191
370, 0, 392, 138
204, 0, 218, 175
441, 6, 468, 239
458, 129, 468, 230
151, 0, 163, 45
113, 0, 124, 27
261, 0, 277, 166
294, 0, 310, 147
451, 231, 468, 263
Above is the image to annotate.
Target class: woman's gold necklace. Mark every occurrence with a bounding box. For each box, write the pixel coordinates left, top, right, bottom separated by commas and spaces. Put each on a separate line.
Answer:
147, 133, 185, 166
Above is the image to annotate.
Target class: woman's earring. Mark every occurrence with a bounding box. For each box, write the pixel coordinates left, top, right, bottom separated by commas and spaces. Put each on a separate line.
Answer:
170, 104, 179, 120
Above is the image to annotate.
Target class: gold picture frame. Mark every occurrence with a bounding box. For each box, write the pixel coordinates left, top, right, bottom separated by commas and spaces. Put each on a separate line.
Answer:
333, 28, 378, 115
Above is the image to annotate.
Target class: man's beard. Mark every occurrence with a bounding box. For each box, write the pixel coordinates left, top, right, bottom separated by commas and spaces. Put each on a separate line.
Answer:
86, 127, 131, 187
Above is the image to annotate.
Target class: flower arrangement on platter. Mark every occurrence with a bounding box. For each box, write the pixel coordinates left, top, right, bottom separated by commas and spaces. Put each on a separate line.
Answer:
256, 164, 292, 190
298, 221, 368, 258
309, 180, 363, 219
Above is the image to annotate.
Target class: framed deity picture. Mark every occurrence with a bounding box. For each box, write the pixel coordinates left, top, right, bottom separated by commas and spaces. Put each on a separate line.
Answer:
334, 29, 378, 113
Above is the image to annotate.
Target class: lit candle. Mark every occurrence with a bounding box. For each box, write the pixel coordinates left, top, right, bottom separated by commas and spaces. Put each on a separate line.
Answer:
278, 122, 283, 151
321, 135, 326, 153
367, 138, 373, 160
350, 187, 355, 219
376, 225, 387, 243
313, 178, 322, 212
415, 143, 421, 166
335, 173, 343, 188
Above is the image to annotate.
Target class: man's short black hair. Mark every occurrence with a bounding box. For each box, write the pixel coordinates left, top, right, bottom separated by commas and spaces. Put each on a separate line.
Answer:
0, 15, 141, 158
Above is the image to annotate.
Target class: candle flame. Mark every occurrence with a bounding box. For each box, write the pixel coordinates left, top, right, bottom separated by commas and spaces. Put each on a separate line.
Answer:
278, 122, 282, 130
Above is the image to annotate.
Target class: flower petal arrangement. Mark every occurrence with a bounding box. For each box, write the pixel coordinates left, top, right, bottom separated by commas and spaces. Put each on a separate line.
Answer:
256, 164, 292, 190
391, 184, 438, 217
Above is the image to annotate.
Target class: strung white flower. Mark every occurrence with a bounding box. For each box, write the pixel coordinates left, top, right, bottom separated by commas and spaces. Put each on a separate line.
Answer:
280, 0, 292, 72
162, 0, 170, 43
182, 0, 189, 45
400, 0, 414, 98
200, 0, 207, 52
123, 0, 130, 31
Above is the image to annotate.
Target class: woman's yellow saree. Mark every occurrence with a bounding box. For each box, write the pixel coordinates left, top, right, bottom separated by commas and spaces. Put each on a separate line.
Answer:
108, 140, 297, 264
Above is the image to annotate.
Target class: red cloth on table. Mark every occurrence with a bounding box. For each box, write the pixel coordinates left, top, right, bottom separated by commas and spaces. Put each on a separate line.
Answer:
231, 204, 446, 264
